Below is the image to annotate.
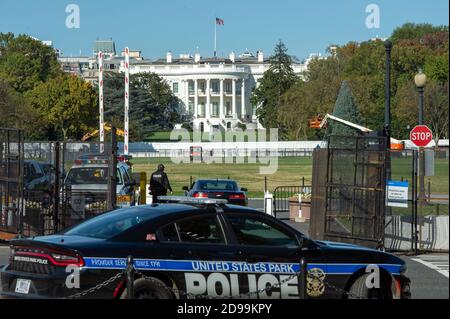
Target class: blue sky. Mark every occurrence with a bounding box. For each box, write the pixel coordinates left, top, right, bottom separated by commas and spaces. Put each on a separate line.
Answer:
0, 0, 448, 60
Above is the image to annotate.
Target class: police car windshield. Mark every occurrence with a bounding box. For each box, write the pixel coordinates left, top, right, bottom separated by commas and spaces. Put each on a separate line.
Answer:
64, 210, 153, 239
66, 167, 108, 185
198, 180, 238, 191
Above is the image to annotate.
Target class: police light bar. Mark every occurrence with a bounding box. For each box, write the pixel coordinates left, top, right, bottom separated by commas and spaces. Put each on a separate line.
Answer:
157, 196, 228, 205
73, 159, 108, 165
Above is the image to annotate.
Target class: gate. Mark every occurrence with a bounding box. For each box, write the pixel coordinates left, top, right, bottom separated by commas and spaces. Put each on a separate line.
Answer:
0, 127, 118, 239
0, 128, 24, 238
310, 135, 388, 249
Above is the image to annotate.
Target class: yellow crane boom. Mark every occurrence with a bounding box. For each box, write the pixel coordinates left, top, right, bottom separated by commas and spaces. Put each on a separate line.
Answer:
81, 123, 125, 141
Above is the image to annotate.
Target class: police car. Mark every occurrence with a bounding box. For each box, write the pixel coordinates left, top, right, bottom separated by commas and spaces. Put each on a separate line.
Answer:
0, 197, 410, 299
64, 155, 138, 208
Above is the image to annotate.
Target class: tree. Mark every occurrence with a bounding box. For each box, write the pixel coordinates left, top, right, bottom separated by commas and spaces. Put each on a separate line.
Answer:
102, 72, 182, 141
326, 80, 363, 137
0, 79, 43, 137
391, 23, 448, 42
424, 81, 449, 147
0, 34, 61, 93
27, 75, 98, 140
251, 40, 297, 130
278, 56, 342, 140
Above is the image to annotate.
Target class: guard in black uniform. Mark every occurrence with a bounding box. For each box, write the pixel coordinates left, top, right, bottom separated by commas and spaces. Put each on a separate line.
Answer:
149, 164, 172, 203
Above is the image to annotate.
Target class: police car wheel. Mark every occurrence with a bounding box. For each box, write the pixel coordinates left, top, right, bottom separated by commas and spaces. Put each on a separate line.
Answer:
120, 277, 173, 299
348, 274, 385, 299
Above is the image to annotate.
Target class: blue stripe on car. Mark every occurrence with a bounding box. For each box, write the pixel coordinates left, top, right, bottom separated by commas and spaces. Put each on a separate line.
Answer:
83, 257, 403, 275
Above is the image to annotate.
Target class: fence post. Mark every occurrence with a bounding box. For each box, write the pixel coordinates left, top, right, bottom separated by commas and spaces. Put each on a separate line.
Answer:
126, 255, 135, 299
299, 257, 307, 299
264, 176, 267, 193
53, 142, 60, 233
107, 127, 117, 211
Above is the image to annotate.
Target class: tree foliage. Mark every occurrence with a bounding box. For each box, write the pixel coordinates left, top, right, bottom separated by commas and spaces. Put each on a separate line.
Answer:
277, 23, 449, 141
251, 40, 297, 131
103, 72, 182, 141
326, 80, 363, 137
27, 75, 98, 140
0, 33, 61, 93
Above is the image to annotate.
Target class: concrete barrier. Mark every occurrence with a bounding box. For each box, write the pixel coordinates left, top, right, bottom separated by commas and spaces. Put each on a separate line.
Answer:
385, 215, 449, 251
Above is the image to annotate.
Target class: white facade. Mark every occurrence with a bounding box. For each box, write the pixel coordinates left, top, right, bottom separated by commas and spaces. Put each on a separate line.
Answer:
121, 51, 307, 132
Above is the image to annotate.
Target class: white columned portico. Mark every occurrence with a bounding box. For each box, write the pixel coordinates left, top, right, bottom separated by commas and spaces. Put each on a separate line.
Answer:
241, 78, 246, 120
194, 79, 198, 117
184, 80, 189, 112
219, 79, 224, 118
206, 78, 211, 119
232, 79, 237, 118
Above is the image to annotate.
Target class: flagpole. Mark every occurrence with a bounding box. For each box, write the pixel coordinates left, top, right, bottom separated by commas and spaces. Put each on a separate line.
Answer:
214, 18, 217, 58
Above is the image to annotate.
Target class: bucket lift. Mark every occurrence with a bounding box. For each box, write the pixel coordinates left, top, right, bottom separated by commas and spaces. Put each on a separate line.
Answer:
317, 113, 405, 150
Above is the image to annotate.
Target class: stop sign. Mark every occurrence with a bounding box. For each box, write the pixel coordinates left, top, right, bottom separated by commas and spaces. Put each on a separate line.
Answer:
410, 125, 433, 147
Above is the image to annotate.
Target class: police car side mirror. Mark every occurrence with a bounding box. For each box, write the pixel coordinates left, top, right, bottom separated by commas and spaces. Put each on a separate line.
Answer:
182, 186, 189, 191
241, 187, 248, 192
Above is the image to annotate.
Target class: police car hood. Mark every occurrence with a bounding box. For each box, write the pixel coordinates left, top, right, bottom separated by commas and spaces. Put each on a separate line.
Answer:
315, 240, 406, 266
316, 240, 377, 252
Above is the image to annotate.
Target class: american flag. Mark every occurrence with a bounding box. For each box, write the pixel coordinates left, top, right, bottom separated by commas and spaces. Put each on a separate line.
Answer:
216, 17, 224, 25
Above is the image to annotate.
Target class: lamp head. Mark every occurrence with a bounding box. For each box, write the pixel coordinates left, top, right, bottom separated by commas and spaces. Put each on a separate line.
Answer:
414, 69, 427, 88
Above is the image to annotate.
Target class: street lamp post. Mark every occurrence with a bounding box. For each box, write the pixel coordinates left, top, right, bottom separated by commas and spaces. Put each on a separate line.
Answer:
381, 39, 392, 250
414, 69, 427, 251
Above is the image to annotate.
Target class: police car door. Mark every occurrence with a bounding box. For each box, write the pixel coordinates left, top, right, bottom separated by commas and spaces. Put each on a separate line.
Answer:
157, 213, 239, 299
223, 212, 303, 299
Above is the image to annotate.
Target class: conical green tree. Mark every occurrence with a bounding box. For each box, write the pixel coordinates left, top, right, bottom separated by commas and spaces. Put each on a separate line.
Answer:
326, 80, 363, 138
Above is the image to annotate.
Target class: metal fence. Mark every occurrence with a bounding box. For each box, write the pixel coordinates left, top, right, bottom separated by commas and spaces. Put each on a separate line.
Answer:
0, 128, 24, 237
1, 130, 117, 238
273, 179, 312, 220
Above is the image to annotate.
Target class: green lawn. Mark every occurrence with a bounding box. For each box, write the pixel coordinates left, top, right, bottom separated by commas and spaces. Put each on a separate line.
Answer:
132, 157, 313, 197
131, 156, 449, 199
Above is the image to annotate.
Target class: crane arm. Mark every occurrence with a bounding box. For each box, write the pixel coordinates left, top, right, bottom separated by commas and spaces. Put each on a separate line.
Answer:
81, 123, 125, 141
319, 113, 402, 145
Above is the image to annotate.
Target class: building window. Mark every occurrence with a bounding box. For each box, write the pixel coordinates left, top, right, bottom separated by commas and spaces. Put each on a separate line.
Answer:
212, 102, 219, 117
189, 101, 194, 114
211, 81, 219, 93
173, 82, 179, 94
188, 82, 194, 94
225, 81, 231, 93
199, 103, 205, 117
226, 102, 231, 116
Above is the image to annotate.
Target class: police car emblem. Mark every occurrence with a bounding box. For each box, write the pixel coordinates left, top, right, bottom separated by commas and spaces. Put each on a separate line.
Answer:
306, 268, 326, 297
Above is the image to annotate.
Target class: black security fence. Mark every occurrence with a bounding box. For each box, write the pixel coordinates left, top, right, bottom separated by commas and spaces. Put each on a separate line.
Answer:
1, 127, 118, 239
310, 134, 448, 253
0, 128, 24, 237
310, 135, 388, 249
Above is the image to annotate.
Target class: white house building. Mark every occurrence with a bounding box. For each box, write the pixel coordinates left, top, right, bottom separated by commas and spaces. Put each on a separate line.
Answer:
59, 40, 319, 133
121, 50, 309, 132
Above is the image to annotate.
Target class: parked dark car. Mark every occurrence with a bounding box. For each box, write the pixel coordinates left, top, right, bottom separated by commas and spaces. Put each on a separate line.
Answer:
0, 197, 410, 299
24, 160, 51, 193
183, 179, 248, 206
